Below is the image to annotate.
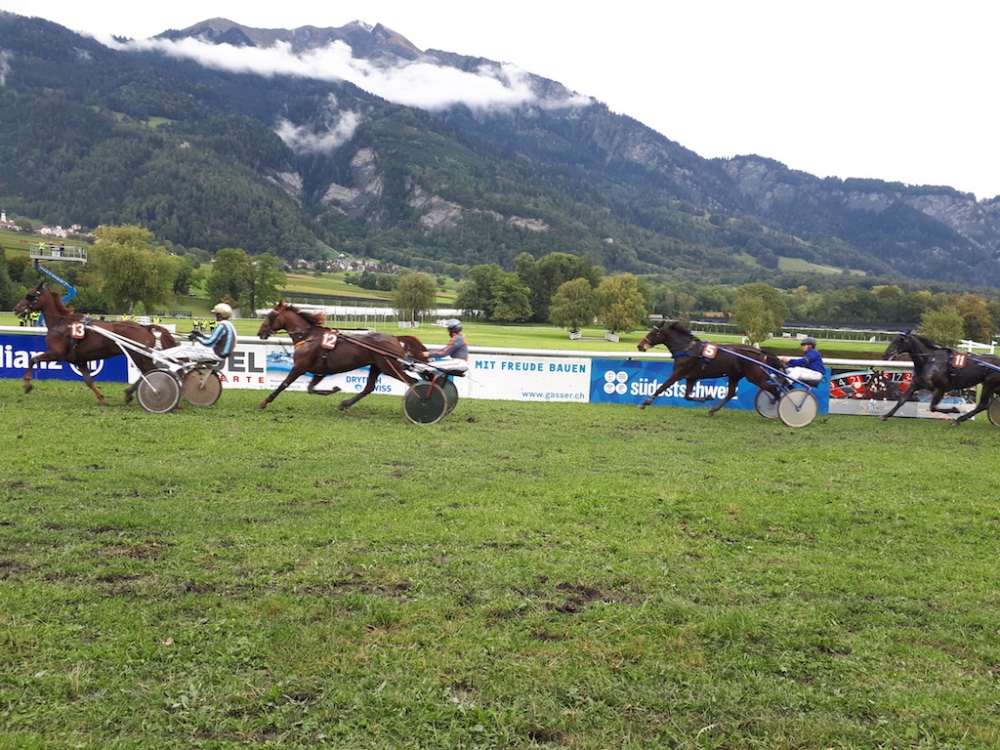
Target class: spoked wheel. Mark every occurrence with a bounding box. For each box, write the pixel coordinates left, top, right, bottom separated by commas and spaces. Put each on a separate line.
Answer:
988, 395, 1000, 427
755, 389, 780, 419
777, 389, 818, 428
136, 370, 181, 414
403, 382, 448, 425
440, 378, 459, 414
182, 367, 222, 406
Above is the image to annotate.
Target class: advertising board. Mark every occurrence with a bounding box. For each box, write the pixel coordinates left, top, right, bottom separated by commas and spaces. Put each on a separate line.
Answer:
828, 367, 975, 419
588, 357, 831, 412
0, 333, 128, 383
260, 350, 592, 401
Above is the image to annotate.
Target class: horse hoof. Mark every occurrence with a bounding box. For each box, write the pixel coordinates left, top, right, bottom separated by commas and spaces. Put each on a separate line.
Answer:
257, 402, 268, 410
878, 415, 888, 422
637, 403, 647, 410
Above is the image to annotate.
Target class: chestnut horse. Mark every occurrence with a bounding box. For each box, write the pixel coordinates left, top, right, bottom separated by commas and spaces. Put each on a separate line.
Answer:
636, 321, 783, 415
879, 331, 1000, 425
256, 301, 429, 410
13, 283, 179, 405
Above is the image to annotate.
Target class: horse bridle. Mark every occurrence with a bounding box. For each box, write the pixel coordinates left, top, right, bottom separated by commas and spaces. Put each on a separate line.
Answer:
16, 286, 43, 316
259, 310, 278, 339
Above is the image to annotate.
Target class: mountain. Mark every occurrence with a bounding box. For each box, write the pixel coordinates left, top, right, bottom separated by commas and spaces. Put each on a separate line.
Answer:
2, 11, 1000, 288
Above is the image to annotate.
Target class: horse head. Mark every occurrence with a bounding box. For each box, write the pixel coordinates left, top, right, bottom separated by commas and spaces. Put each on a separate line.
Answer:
257, 302, 287, 340
14, 281, 51, 318
882, 331, 911, 361
13, 282, 48, 318
637, 321, 667, 352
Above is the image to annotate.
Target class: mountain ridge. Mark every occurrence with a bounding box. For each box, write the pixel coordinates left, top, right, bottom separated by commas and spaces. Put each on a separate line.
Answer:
2, 11, 999, 288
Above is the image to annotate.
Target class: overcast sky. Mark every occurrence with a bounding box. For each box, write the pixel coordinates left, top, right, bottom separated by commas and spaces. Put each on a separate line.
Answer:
4, 0, 1000, 199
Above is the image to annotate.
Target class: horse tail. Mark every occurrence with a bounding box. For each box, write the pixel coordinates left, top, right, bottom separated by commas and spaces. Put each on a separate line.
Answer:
148, 324, 179, 349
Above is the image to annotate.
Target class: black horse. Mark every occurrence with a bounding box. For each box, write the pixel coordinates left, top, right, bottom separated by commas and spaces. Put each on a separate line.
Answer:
636, 321, 783, 415
879, 332, 1000, 425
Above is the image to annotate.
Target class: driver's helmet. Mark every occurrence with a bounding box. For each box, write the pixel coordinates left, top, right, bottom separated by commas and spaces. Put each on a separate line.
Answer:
801, 336, 817, 346
211, 303, 233, 319
444, 318, 462, 332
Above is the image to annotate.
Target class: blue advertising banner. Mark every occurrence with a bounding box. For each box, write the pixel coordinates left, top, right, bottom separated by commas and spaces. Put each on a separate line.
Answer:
0, 333, 129, 383
589, 357, 830, 413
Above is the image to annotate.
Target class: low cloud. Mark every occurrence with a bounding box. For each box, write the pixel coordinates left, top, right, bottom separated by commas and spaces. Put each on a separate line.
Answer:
275, 105, 362, 155
100, 35, 592, 114
0, 50, 11, 86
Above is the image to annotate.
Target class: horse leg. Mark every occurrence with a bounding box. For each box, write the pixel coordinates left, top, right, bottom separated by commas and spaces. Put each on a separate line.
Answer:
22, 354, 39, 394
638, 369, 686, 409
748, 367, 782, 402
76, 361, 109, 406
306, 375, 342, 396
258, 366, 309, 409
927, 387, 960, 415
879, 381, 922, 421
337, 367, 382, 410
950, 382, 995, 425
706, 376, 739, 416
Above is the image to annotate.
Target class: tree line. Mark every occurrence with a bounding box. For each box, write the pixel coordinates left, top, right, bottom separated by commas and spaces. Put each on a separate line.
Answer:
387, 252, 1000, 345
1, 226, 286, 317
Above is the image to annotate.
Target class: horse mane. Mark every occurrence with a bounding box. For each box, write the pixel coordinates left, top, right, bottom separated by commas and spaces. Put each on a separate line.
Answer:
909, 332, 949, 351
282, 303, 326, 327
37, 285, 76, 316
667, 321, 698, 341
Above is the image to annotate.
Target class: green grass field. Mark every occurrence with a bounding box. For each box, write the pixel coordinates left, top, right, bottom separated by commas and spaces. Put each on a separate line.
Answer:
2, 381, 999, 749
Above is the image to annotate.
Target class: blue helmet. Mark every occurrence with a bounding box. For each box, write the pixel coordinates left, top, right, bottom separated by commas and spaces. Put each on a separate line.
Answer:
445, 318, 462, 332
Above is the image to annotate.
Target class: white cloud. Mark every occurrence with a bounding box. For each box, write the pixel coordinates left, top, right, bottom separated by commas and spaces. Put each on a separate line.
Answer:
101, 35, 592, 114
275, 108, 362, 155
0, 51, 11, 86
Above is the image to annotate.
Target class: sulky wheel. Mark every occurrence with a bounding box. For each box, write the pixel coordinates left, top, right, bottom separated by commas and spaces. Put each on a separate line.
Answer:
182, 367, 222, 406
440, 378, 459, 414
136, 370, 181, 414
988, 395, 1000, 427
755, 389, 780, 419
777, 389, 818, 428
403, 381, 448, 425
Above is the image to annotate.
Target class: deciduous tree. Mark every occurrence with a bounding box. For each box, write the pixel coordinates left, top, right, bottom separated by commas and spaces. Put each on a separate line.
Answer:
549, 278, 598, 332
491, 273, 533, 323
731, 294, 778, 346
90, 225, 173, 314
392, 273, 437, 322
919, 306, 964, 347
595, 274, 647, 333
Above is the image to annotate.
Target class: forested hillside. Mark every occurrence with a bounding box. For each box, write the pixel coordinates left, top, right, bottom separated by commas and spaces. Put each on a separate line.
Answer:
3, 11, 1000, 290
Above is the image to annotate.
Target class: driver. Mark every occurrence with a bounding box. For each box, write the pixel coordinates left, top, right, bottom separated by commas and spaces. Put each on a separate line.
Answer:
781, 336, 825, 385
427, 318, 469, 361
169, 303, 237, 365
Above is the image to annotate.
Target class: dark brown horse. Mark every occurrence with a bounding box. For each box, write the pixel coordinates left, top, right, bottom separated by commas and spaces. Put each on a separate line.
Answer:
13, 282, 180, 405
256, 301, 429, 410
636, 321, 783, 415
880, 331, 1000, 425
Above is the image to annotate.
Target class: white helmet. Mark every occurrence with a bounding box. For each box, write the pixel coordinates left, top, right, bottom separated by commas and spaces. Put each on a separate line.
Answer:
445, 318, 462, 332
211, 303, 233, 319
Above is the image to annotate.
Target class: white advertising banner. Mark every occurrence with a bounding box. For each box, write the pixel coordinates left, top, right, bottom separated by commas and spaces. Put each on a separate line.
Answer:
261, 350, 591, 402
462, 353, 590, 402
127, 343, 270, 390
